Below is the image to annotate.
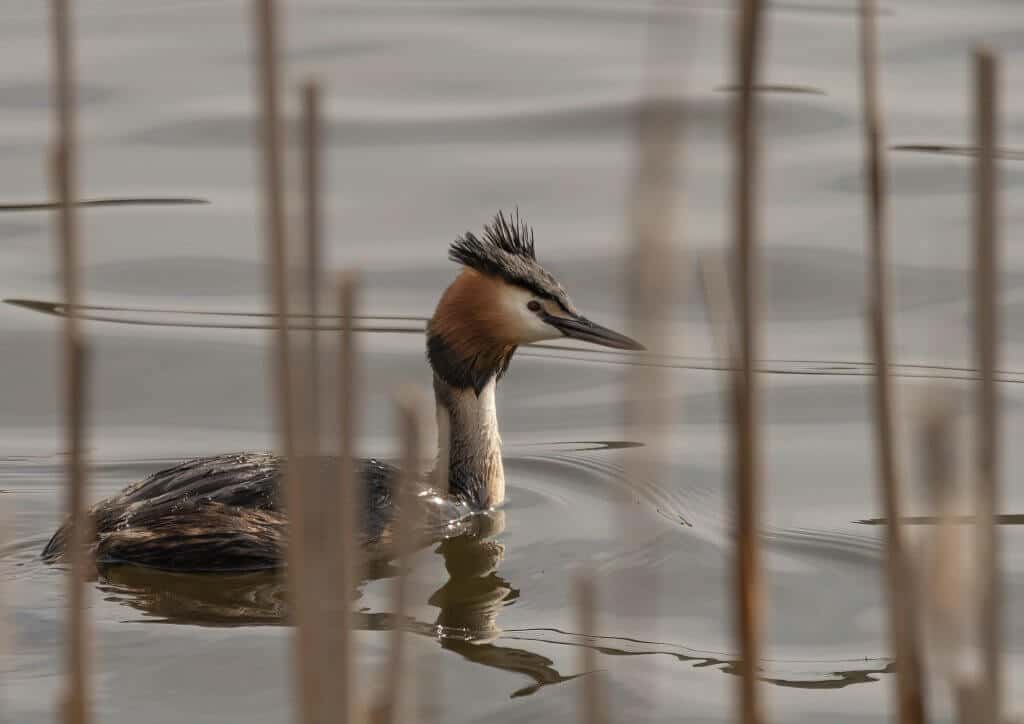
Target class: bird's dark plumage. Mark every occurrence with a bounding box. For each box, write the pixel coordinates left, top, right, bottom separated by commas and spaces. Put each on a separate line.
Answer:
42, 453, 474, 572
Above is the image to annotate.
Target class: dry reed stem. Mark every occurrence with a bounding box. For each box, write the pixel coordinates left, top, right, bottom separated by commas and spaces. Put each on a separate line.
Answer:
857, 2, 927, 722
253, 2, 316, 722
50, 2, 92, 722
333, 272, 362, 724
623, 13, 684, 491
972, 47, 1002, 724
624, 98, 681, 457
372, 391, 427, 724
697, 254, 738, 370
696, 255, 745, 543
868, 306, 928, 722
574, 572, 607, 724
62, 339, 91, 724
698, 257, 767, 724
619, 15, 686, 716
296, 78, 330, 721
302, 82, 323, 418
732, 1, 765, 723
917, 398, 966, 709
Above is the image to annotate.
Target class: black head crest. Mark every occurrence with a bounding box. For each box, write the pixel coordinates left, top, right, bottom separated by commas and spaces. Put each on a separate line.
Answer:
450, 210, 535, 269
448, 210, 572, 309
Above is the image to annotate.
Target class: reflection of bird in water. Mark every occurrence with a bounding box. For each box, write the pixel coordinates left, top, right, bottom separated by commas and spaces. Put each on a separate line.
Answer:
96, 510, 579, 697
429, 511, 514, 644
94, 508, 892, 697
96, 512, 510, 630
427, 514, 587, 696
99, 512, 515, 634
43, 211, 643, 572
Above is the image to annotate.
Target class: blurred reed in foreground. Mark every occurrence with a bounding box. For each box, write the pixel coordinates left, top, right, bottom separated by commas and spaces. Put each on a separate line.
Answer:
971, 47, 1003, 724
50, 1, 93, 723
617, 6, 690, 718
857, 0, 927, 721
731, 1, 766, 723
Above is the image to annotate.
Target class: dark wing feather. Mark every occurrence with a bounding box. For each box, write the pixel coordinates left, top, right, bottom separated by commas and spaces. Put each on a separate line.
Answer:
116, 452, 281, 510
95, 503, 286, 572
42, 452, 405, 572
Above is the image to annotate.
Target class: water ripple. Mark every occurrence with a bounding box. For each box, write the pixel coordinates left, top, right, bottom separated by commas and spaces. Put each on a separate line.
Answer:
0, 197, 209, 213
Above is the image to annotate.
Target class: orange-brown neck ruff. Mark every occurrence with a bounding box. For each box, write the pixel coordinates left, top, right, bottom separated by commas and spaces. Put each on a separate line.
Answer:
426, 269, 516, 508
426, 269, 518, 394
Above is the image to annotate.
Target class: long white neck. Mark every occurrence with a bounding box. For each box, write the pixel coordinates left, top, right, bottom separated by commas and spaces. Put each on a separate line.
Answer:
434, 375, 505, 509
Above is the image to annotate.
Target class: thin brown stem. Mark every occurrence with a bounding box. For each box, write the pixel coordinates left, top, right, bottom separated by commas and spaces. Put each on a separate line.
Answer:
857, 2, 927, 722
917, 397, 965, 701
697, 255, 745, 535
253, 2, 314, 722
254, 0, 295, 497
972, 47, 1001, 724
297, 78, 329, 720
302, 80, 323, 454
50, 2, 92, 723
333, 272, 362, 724
575, 571, 607, 724
624, 98, 682, 483
373, 391, 426, 724
732, 1, 765, 723
698, 254, 738, 370
619, 14, 686, 716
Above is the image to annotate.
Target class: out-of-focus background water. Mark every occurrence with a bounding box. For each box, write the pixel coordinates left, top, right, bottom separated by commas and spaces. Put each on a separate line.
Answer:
2, 1, 1024, 722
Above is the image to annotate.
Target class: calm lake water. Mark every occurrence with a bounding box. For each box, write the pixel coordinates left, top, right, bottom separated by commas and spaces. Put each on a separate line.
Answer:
3, 1, 1024, 722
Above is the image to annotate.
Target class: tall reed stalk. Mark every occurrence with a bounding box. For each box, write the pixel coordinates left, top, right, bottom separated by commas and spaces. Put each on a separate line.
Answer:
331, 273, 362, 724
372, 392, 428, 724
857, 1, 927, 721
253, 2, 317, 721
732, 1, 766, 723
575, 571, 607, 724
971, 47, 1002, 724
620, 9, 687, 716
50, 2, 92, 722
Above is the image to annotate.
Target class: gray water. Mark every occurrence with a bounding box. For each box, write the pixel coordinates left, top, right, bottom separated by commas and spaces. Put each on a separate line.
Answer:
3, 1, 1024, 722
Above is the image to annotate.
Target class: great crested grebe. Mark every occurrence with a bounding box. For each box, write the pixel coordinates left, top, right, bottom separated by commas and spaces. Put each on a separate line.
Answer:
43, 212, 643, 572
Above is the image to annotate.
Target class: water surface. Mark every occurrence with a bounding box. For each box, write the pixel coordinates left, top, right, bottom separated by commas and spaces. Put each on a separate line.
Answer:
3, 1, 1024, 722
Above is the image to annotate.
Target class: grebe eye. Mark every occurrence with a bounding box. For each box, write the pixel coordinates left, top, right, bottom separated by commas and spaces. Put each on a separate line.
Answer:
527, 300, 541, 312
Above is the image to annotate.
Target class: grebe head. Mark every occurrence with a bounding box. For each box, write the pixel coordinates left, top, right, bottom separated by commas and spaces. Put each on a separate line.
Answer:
427, 210, 644, 393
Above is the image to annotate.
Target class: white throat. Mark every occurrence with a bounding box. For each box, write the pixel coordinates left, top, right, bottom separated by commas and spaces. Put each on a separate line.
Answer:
435, 376, 505, 508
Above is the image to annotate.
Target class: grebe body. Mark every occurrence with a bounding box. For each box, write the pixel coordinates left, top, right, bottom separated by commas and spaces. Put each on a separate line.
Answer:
43, 212, 642, 572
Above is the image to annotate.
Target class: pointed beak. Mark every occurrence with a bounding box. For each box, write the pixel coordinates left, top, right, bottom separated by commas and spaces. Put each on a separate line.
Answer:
541, 311, 645, 351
